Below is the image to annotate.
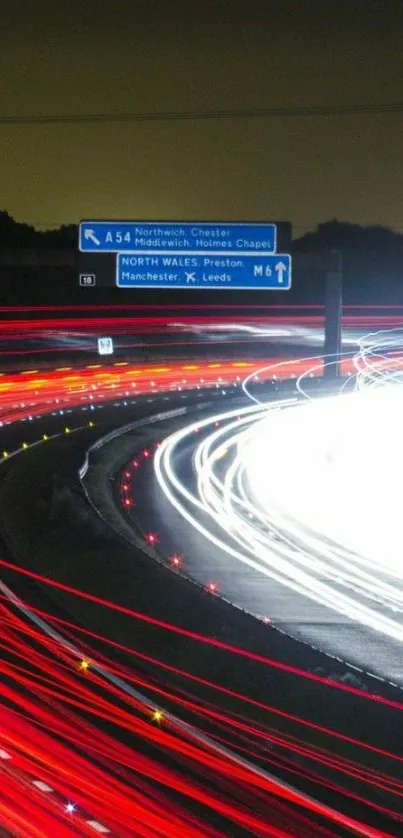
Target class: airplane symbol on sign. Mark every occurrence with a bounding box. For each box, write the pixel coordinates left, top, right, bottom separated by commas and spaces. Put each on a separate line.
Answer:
185, 272, 196, 283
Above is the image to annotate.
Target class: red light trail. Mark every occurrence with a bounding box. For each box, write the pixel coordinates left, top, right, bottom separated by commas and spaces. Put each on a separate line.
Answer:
0, 591, 397, 837
2, 555, 403, 716
1, 306, 403, 835
0, 356, 353, 426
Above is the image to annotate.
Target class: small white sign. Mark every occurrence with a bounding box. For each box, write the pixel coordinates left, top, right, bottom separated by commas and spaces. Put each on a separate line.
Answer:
79, 273, 96, 286
97, 337, 114, 356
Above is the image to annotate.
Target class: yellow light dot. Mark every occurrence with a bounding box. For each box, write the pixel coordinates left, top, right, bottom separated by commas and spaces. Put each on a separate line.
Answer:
88, 421, 94, 428
64, 427, 71, 434
22, 442, 28, 449
2, 451, 8, 458
42, 434, 48, 441
152, 709, 163, 723
79, 660, 90, 671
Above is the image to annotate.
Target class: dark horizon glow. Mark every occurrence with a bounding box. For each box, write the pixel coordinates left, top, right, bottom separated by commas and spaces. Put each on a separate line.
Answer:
1, 1, 403, 236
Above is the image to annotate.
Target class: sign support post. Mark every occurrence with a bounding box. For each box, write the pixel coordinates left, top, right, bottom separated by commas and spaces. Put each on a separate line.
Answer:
324, 251, 343, 379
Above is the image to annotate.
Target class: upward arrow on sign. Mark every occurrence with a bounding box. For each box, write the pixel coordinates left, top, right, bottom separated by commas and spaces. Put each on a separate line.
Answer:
275, 261, 287, 283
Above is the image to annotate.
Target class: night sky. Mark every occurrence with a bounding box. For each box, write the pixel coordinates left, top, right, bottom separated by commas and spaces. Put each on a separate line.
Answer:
2, 0, 403, 236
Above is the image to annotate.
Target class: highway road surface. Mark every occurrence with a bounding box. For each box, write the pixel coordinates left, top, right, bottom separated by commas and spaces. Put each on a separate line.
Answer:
118, 333, 403, 691
1, 313, 403, 835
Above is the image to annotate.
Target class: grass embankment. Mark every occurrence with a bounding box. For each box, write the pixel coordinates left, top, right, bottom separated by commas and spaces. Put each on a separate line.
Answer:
0, 430, 402, 796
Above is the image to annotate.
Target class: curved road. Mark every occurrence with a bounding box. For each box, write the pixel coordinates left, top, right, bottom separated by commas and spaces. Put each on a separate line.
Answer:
121, 338, 403, 690
0, 365, 383, 836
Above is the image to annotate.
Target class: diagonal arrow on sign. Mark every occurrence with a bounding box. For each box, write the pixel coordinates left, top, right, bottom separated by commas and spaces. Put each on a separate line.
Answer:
84, 229, 101, 246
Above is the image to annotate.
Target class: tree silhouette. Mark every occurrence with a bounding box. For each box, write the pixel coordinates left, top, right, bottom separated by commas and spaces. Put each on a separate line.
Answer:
0, 210, 77, 249
292, 219, 403, 303
294, 219, 403, 256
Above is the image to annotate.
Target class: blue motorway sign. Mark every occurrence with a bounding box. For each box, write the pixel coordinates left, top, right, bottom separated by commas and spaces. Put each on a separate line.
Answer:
79, 221, 277, 255
116, 252, 291, 290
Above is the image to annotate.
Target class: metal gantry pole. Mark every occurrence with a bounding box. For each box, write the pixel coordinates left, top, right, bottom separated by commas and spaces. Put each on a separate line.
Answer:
324, 251, 343, 379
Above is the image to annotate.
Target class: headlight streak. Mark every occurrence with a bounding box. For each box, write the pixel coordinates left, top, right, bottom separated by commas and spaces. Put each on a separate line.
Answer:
353, 330, 403, 393
155, 401, 322, 599
242, 349, 356, 405
155, 330, 403, 652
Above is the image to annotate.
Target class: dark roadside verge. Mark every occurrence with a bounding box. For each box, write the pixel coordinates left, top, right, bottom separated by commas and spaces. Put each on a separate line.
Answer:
0, 425, 402, 833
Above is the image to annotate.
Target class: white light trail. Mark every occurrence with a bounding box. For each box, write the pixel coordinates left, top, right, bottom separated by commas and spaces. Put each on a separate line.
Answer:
154, 330, 403, 645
